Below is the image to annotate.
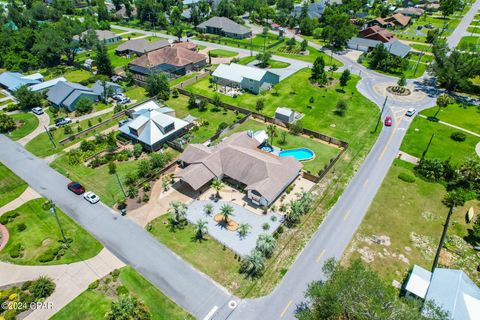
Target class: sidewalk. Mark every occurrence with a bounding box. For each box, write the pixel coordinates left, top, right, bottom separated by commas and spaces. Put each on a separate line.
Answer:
18, 112, 50, 146
0, 187, 41, 215
417, 114, 480, 137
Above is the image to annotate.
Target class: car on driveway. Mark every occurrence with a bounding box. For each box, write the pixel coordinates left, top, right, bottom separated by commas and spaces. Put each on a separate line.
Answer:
55, 117, 72, 127
406, 108, 416, 117
83, 191, 100, 204
384, 116, 392, 126
67, 181, 85, 195
31, 107, 44, 115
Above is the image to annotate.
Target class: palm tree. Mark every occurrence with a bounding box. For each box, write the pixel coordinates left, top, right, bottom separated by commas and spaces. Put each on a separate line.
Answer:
211, 178, 224, 199
203, 203, 214, 215
168, 201, 187, 226
256, 233, 277, 258
194, 219, 208, 240
434, 93, 452, 119
240, 249, 265, 277
220, 204, 235, 224
238, 223, 251, 239
266, 124, 277, 145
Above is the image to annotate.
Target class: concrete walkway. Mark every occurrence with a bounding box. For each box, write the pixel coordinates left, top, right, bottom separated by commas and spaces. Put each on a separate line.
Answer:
417, 114, 480, 137
69, 106, 114, 124
17, 111, 50, 146
0, 187, 41, 215
0, 248, 125, 320
397, 151, 420, 165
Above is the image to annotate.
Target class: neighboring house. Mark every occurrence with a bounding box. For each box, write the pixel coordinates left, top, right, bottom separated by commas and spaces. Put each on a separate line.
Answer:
73, 30, 122, 45
172, 41, 197, 51
359, 25, 396, 43
395, 7, 425, 17
118, 100, 190, 151
405, 265, 480, 319
196, 17, 252, 39
47, 81, 100, 111
348, 37, 411, 58
115, 38, 171, 56
128, 46, 207, 80
177, 131, 302, 207
91, 80, 123, 97
0, 72, 43, 91
291, 1, 326, 19
368, 13, 411, 28
212, 63, 280, 94
275, 107, 295, 123
28, 77, 66, 92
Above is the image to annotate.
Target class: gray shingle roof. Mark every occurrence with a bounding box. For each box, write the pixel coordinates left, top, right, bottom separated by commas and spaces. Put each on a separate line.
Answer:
115, 38, 171, 55
382, 40, 411, 58
197, 17, 250, 36
46, 81, 96, 107
348, 37, 382, 49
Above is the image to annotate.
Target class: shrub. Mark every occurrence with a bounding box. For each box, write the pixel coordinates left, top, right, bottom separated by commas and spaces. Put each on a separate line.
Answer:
16, 223, 27, 232
0, 211, 19, 225
111, 269, 120, 278
29, 276, 55, 299
116, 285, 129, 296
38, 246, 61, 262
262, 223, 270, 230
63, 125, 73, 135
217, 122, 229, 131
88, 279, 99, 290
9, 243, 23, 258
133, 143, 143, 158
398, 172, 416, 183
450, 131, 466, 142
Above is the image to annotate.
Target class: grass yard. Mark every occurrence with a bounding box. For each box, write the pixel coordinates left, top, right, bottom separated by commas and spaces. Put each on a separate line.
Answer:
360, 55, 427, 79
0, 198, 103, 265
25, 111, 117, 158
220, 118, 341, 175
124, 86, 148, 103
394, 15, 461, 43
342, 160, 480, 286
409, 43, 432, 52
164, 94, 242, 143
169, 72, 199, 87
186, 69, 379, 149
8, 112, 39, 141
0, 162, 27, 208
400, 115, 480, 164
420, 103, 480, 133
51, 156, 138, 208
51, 266, 193, 320
237, 56, 257, 65
110, 27, 127, 34
63, 69, 91, 83
209, 49, 238, 57
273, 45, 342, 66
0, 91, 6, 99
258, 60, 290, 69
457, 36, 480, 52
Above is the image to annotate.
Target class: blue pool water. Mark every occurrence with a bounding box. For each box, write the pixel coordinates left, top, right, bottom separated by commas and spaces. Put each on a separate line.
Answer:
279, 148, 315, 161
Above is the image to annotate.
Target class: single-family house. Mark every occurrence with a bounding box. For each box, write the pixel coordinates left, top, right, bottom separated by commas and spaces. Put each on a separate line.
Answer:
115, 38, 171, 56
275, 107, 295, 123
368, 13, 411, 28
291, 1, 326, 19
177, 131, 302, 206
196, 17, 252, 39
118, 100, 190, 151
46, 81, 100, 111
172, 41, 197, 51
348, 37, 411, 58
128, 46, 207, 81
73, 30, 122, 45
0, 72, 43, 91
212, 63, 280, 94
382, 40, 412, 58
395, 7, 425, 17
404, 265, 480, 319
28, 77, 66, 93
91, 80, 123, 97
348, 37, 382, 52
359, 25, 396, 43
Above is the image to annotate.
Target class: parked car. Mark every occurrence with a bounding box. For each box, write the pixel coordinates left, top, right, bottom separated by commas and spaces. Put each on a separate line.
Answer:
118, 119, 129, 127
55, 117, 72, 126
119, 97, 131, 105
31, 107, 44, 115
406, 108, 416, 117
384, 116, 393, 126
112, 94, 124, 101
67, 182, 85, 195
83, 191, 100, 204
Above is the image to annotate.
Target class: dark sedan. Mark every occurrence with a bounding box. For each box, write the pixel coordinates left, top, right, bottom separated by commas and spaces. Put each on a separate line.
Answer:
67, 182, 85, 195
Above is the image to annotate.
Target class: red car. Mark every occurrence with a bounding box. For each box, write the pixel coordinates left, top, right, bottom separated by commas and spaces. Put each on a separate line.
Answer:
384, 116, 393, 127
68, 182, 85, 195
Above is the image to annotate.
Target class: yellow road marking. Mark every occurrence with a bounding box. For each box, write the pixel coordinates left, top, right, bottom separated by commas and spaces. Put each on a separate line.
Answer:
343, 209, 351, 221
316, 249, 326, 263
280, 300, 293, 318
378, 114, 405, 161
363, 179, 369, 187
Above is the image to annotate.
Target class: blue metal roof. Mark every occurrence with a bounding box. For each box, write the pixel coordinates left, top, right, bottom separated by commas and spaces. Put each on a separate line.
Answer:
0, 72, 42, 91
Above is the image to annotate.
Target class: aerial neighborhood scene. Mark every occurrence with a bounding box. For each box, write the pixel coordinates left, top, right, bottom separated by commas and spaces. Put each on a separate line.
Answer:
1, 0, 480, 318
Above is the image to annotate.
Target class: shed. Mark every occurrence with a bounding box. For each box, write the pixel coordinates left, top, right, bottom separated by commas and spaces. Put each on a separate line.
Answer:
275, 107, 295, 123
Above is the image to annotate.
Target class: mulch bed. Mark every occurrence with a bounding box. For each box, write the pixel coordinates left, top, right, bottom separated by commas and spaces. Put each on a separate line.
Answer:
0, 223, 9, 252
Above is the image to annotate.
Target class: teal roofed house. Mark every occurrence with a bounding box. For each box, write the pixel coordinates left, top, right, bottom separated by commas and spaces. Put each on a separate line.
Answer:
0, 72, 43, 91
212, 63, 280, 94
46, 80, 100, 112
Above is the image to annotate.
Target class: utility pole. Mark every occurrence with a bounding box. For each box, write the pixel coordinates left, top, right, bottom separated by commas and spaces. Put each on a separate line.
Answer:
44, 125, 56, 149
373, 96, 388, 133
116, 172, 127, 198
413, 50, 423, 77
432, 204, 455, 272
50, 206, 67, 243
420, 133, 435, 161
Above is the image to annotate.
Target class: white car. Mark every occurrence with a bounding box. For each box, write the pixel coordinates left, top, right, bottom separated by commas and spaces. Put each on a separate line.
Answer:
32, 107, 44, 115
83, 191, 100, 204
406, 108, 416, 117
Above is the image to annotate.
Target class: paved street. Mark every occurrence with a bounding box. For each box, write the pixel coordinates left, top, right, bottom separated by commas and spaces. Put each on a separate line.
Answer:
448, 0, 480, 48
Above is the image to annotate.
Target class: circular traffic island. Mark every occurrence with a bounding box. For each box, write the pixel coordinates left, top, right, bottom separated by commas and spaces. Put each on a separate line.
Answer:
387, 85, 412, 96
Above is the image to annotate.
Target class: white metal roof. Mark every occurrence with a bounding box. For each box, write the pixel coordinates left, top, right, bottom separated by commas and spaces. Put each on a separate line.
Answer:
212, 63, 269, 82
29, 77, 66, 92
405, 265, 432, 299
275, 107, 294, 117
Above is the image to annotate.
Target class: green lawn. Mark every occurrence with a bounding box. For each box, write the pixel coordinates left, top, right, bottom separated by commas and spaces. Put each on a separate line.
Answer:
0, 198, 103, 265
420, 103, 480, 133
164, 94, 242, 143
51, 266, 193, 320
257, 60, 290, 69
273, 45, 342, 66
8, 112, 39, 141
186, 69, 379, 148
63, 69, 91, 82
169, 72, 199, 87
343, 159, 480, 285
25, 111, 117, 158
457, 36, 480, 51
124, 86, 148, 103
400, 115, 480, 165
360, 55, 427, 79
0, 162, 27, 208
237, 56, 257, 65
220, 118, 341, 175
209, 49, 238, 57
409, 43, 433, 52
394, 15, 461, 43
110, 27, 127, 34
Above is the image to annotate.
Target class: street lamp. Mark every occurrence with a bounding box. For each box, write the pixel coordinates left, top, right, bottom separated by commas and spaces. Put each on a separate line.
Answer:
50, 205, 67, 243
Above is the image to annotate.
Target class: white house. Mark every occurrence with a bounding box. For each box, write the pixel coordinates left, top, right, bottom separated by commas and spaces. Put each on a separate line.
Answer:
212, 63, 280, 94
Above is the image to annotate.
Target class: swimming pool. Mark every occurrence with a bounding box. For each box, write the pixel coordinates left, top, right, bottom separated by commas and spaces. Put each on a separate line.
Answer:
279, 148, 315, 161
